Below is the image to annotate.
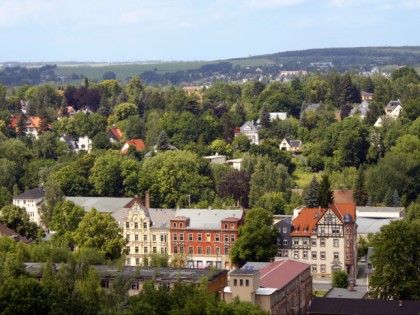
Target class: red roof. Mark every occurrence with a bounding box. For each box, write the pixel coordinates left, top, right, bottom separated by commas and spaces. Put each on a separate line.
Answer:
8, 115, 19, 128
291, 203, 356, 237
109, 126, 123, 142
259, 259, 310, 290
28, 116, 42, 129
120, 139, 145, 154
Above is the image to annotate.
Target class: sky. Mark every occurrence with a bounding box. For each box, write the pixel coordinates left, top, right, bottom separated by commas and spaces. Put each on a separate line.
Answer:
1, 0, 419, 62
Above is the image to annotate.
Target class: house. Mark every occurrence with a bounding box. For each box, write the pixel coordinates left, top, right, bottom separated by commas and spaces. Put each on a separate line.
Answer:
112, 200, 177, 266
356, 206, 405, 219
357, 217, 402, 240
360, 91, 374, 101
64, 196, 137, 213
108, 126, 123, 143
278, 203, 357, 279
234, 121, 260, 145
350, 100, 370, 119
13, 187, 45, 226
225, 158, 242, 171
24, 263, 228, 296
274, 216, 292, 258
60, 135, 93, 153
256, 112, 288, 125
57, 106, 77, 119
279, 138, 302, 152
279, 70, 308, 77
385, 100, 403, 118
0, 223, 32, 244
223, 259, 312, 314
169, 208, 245, 270
120, 139, 146, 154
308, 297, 420, 315
204, 153, 227, 165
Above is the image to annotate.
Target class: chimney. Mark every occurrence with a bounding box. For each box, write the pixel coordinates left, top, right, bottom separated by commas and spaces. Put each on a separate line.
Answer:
145, 191, 150, 209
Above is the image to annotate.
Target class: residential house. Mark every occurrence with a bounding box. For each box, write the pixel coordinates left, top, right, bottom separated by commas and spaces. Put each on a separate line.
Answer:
169, 209, 245, 270
279, 138, 302, 152
385, 100, 403, 118
279, 203, 357, 278
64, 196, 136, 214
360, 91, 374, 101
204, 153, 227, 165
108, 126, 123, 143
308, 297, 420, 315
57, 106, 77, 119
225, 158, 242, 171
112, 201, 177, 266
120, 139, 146, 154
234, 121, 260, 145
356, 206, 405, 219
274, 216, 292, 258
357, 217, 402, 240
9, 116, 47, 139
256, 112, 288, 125
280, 70, 308, 77
223, 259, 312, 315
350, 100, 370, 119
13, 187, 45, 226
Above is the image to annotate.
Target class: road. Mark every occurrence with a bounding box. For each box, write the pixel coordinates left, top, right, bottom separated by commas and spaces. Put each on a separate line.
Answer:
313, 263, 368, 292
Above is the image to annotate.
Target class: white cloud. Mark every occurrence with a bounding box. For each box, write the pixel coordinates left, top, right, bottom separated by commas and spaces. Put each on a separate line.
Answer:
0, 0, 53, 27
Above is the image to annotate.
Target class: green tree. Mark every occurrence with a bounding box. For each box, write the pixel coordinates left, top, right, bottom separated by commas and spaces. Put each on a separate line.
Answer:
0, 186, 12, 209
369, 220, 420, 300
230, 208, 277, 266
255, 192, 287, 215
332, 270, 349, 288
0, 205, 41, 240
259, 104, 271, 129
113, 102, 138, 122
156, 130, 170, 151
352, 166, 368, 206
40, 177, 64, 228
73, 208, 126, 260
50, 200, 85, 246
89, 151, 123, 196
318, 174, 334, 208
405, 202, 420, 222
303, 176, 319, 208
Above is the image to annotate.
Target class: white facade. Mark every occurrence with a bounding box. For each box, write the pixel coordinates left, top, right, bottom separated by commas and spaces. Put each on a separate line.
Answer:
13, 195, 44, 226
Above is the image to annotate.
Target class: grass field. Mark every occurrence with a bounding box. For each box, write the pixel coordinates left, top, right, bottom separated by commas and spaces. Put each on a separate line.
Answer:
54, 58, 273, 82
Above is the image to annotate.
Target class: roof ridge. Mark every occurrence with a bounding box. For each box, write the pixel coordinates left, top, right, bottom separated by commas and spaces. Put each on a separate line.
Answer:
260, 259, 288, 280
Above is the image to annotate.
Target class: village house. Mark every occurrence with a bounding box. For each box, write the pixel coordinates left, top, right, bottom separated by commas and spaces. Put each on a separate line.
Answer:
120, 139, 146, 154
13, 187, 45, 226
279, 138, 302, 152
234, 121, 260, 145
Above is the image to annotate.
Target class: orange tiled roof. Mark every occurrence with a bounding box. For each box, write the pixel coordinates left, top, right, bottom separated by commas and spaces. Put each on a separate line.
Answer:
8, 115, 20, 128
291, 203, 356, 236
121, 139, 145, 154
28, 116, 41, 129
109, 126, 123, 142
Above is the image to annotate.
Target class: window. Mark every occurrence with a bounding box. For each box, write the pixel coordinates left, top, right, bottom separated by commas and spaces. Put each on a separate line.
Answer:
224, 246, 229, 255
234, 279, 237, 286
333, 239, 339, 247
189, 233, 193, 241
282, 227, 287, 233
189, 246, 194, 254
230, 234, 235, 242
294, 238, 299, 245
144, 235, 148, 241
180, 233, 184, 241
206, 234, 211, 242
332, 227, 340, 234
283, 239, 288, 246
180, 246, 184, 254
135, 234, 138, 241
321, 227, 325, 234
135, 246, 139, 253
206, 247, 211, 255
311, 238, 317, 246
294, 251, 299, 259
224, 234, 229, 242
136, 258, 140, 265
144, 247, 148, 253
152, 234, 156, 242
131, 282, 139, 290
215, 234, 220, 242
230, 224, 234, 229
180, 223, 183, 228
134, 222, 138, 229
153, 247, 157, 253
312, 251, 317, 259
173, 234, 178, 241
311, 265, 317, 272
174, 246, 178, 254
283, 251, 289, 257
160, 235, 165, 242
143, 222, 148, 229
126, 222, 130, 229
173, 223, 177, 228
320, 238, 326, 246
224, 223, 228, 229
126, 246, 130, 254
216, 247, 220, 255
240, 279, 243, 286
126, 234, 130, 241
245, 279, 249, 287
198, 234, 202, 242
198, 247, 202, 254
161, 247, 165, 254
303, 239, 308, 246
334, 252, 339, 260
303, 251, 308, 259
277, 239, 282, 246
321, 264, 326, 273
320, 251, 326, 260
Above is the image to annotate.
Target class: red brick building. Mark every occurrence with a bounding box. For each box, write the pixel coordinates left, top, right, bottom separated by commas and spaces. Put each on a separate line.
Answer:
169, 209, 245, 270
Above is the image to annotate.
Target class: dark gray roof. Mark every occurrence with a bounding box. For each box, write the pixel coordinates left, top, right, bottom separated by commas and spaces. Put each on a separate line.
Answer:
309, 297, 420, 315
230, 269, 260, 276
14, 187, 45, 200
325, 287, 366, 299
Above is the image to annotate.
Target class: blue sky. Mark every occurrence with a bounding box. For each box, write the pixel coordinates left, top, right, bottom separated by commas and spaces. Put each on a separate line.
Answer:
1, 0, 419, 62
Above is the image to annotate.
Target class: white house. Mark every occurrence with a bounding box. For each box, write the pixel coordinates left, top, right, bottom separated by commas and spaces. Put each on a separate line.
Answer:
204, 153, 227, 165
385, 100, 403, 119
279, 138, 302, 151
225, 158, 243, 171
235, 121, 260, 145
256, 112, 287, 125
13, 187, 45, 226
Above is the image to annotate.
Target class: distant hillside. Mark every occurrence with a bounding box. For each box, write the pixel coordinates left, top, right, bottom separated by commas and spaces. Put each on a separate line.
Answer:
1, 46, 419, 87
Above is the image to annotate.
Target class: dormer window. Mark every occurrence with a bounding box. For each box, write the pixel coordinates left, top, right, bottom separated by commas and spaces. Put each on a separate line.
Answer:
144, 222, 148, 229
